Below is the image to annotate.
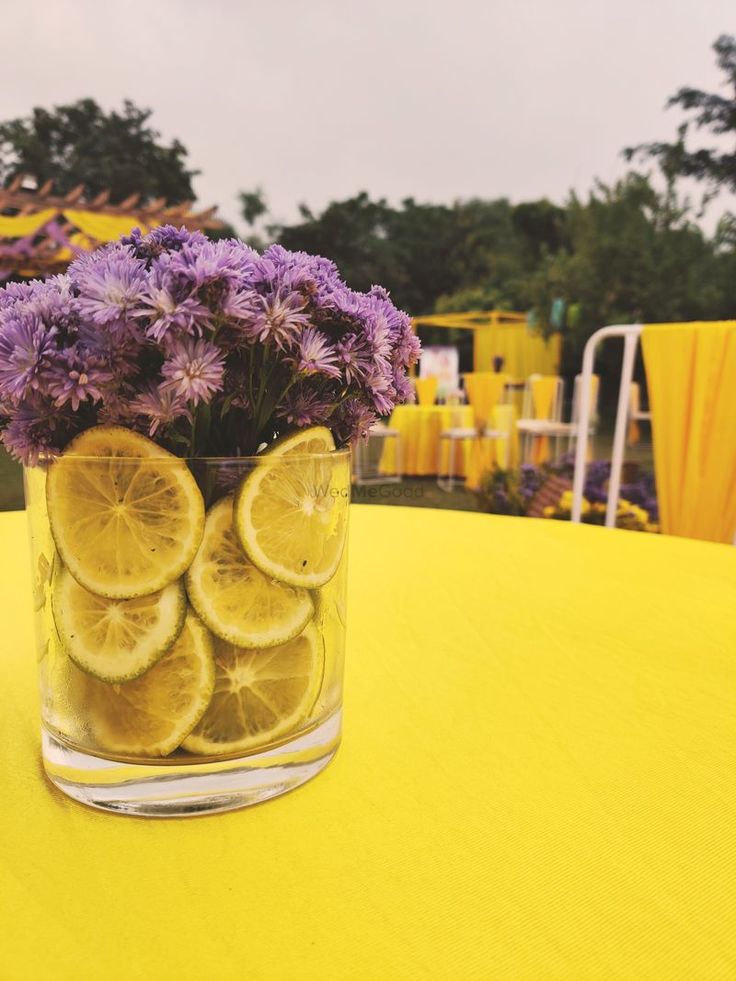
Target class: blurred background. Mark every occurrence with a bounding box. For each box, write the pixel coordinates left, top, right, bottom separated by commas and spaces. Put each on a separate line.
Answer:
2, 1, 735, 521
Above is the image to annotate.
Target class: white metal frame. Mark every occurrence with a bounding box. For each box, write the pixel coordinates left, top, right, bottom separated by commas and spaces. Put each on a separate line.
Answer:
571, 324, 643, 527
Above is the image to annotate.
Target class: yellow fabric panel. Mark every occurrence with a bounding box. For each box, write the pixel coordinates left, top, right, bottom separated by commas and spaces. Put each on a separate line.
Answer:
462, 372, 509, 428
528, 375, 561, 464
628, 381, 642, 446
414, 376, 438, 406
474, 323, 560, 378
642, 320, 736, 544
1, 505, 735, 979
0, 208, 58, 238
62, 210, 153, 242
379, 405, 473, 476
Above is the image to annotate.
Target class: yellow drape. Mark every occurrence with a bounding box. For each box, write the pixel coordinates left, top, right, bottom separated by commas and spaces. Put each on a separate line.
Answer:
628, 382, 642, 446
414, 376, 438, 406
464, 404, 519, 488
530, 375, 560, 464
0, 209, 58, 238
462, 372, 509, 428
474, 324, 560, 377
62, 210, 155, 242
642, 321, 736, 544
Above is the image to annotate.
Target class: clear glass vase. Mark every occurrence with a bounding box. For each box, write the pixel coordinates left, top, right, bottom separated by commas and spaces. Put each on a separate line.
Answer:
24, 443, 350, 817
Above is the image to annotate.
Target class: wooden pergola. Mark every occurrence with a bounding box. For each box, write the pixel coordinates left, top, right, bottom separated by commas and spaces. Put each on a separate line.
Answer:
0, 175, 225, 279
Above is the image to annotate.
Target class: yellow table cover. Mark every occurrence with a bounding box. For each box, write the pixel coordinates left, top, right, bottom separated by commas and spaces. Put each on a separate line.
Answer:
379, 404, 474, 477
1, 506, 735, 980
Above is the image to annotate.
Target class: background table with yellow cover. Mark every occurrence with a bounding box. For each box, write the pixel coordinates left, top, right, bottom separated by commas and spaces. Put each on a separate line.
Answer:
379, 404, 474, 477
1, 506, 734, 980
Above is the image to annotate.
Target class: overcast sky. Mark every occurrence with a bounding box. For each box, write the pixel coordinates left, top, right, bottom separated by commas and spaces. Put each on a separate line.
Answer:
3, 1, 734, 232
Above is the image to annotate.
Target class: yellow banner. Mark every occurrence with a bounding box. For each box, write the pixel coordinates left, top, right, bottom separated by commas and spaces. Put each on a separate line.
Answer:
642, 320, 736, 543
0, 209, 58, 238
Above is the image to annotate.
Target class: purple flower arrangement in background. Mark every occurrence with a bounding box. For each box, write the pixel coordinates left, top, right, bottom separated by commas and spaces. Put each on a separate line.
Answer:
0, 226, 420, 464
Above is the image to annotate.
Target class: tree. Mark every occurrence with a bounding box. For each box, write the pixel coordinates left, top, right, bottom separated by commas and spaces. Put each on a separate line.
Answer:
0, 98, 198, 203
526, 173, 728, 384
272, 193, 550, 314
625, 35, 736, 199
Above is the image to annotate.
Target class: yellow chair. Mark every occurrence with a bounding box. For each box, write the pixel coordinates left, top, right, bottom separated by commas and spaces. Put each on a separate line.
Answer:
438, 374, 510, 492
516, 375, 565, 463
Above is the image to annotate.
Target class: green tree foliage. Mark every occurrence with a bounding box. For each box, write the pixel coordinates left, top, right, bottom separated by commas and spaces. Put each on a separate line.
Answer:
0, 98, 198, 204
272, 192, 561, 314
525, 174, 736, 378
624, 34, 736, 198
268, 175, 736, 394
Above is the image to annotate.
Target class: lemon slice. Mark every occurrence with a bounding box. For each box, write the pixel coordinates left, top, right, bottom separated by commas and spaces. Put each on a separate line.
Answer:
53, 565, 186, 682
46, 426, 205, 599
86, 611, 215, 757
186, 495, 313, 647
234, 427, 350, 588
39, 628, 94, 746
182, 621, 324, 755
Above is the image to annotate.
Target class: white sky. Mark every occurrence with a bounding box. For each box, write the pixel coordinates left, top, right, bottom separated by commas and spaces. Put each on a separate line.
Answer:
2, 1, 734, 233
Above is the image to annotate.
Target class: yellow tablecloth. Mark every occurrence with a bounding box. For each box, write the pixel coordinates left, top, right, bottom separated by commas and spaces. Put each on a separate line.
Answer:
379, 404, 474, 477
1, 506, 735, 980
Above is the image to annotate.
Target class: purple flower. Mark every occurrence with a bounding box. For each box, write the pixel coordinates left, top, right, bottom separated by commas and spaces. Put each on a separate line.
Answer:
335, 333, 373, 384
132, 382, 192, 436
0, 308, 57, 400
245, 291, 311, 348
255, 246, 341, 301
169, 239, 256, 293
291, 327, 340, 379
330, 398, 377, 445
134, 256, 211, 342
46, 348, 113, 411
160, 337, 225, 406
122, 225, 207, 260
0, 234, 419, 458
276, 385, 334, 428
71, 249, 147, 328
1, 397, 71, 466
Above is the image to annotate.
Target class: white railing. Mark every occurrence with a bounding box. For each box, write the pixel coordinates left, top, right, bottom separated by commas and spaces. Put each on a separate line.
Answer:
571, 324, 643, 526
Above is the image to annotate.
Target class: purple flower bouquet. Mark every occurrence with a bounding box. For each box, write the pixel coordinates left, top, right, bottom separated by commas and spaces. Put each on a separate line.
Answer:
1, 226, 419, 816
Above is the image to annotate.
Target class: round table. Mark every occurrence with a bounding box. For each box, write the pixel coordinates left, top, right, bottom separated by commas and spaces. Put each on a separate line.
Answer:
1, 506, 734, 979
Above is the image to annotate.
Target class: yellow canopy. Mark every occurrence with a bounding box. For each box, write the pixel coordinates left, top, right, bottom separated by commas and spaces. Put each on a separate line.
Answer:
414, 310, 561, 378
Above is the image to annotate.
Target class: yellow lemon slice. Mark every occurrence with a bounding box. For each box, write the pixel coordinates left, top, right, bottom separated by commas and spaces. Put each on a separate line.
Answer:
186, 495, 313, 647
182, 621, 324, 756
53, 565, 186, 682
86, 611, 215, 757
46, 426, 205, 599
233, 427, 350, 588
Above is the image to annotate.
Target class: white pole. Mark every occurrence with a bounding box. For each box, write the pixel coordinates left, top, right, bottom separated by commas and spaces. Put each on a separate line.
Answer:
571, 325, 642, 524
605, 328, 640, 527
571, 330, 599, 522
